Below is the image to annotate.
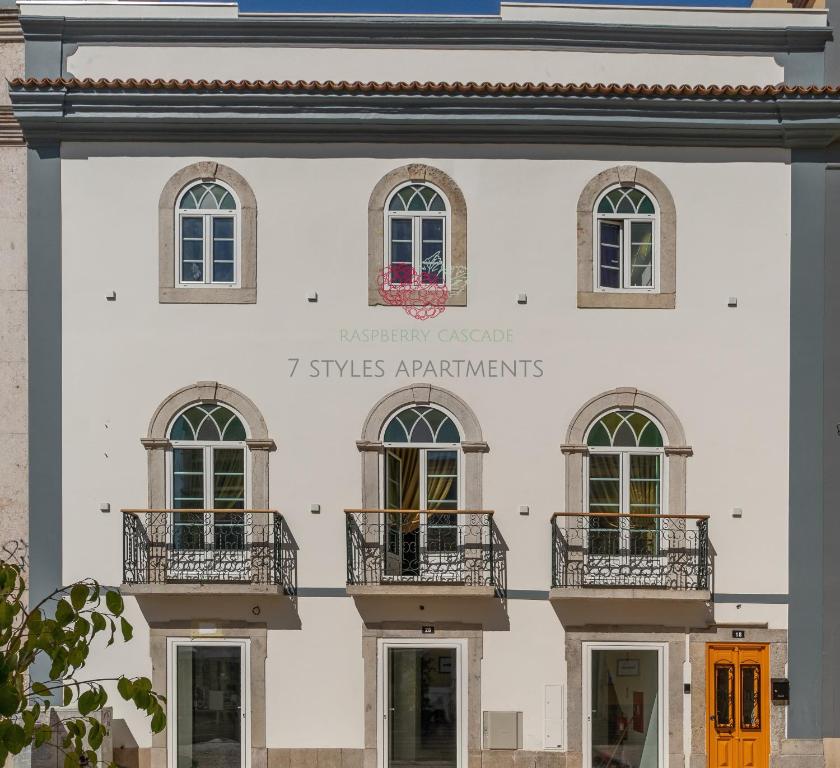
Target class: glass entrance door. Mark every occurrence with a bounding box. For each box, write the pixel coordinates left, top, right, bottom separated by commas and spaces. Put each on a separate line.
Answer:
587, 646, 664, 768
387, 647, 458, 768
170, 641, 247, 768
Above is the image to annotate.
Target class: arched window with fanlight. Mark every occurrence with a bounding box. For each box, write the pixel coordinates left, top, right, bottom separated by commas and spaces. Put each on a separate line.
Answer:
177, 181, 240, 287
385, 182, 450, 287
595, 185, 658, 292
167, 403, 249, 575
381, 405, 462, 578
585, 410, 665, 558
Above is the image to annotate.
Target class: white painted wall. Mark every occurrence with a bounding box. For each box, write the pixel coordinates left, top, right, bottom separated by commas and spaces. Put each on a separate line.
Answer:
65, 45, 786, 86
57, 143, 791, 750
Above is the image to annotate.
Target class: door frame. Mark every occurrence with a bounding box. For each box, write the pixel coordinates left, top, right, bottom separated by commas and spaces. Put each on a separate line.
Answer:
581, 641, 669, 768
379, 444, 464, 580
705, 642, 770, 768
166, 637, 251, 768
377, 637, 469, 768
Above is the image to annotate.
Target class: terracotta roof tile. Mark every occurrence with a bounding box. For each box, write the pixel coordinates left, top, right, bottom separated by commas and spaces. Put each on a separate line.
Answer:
9, 77, 840, 98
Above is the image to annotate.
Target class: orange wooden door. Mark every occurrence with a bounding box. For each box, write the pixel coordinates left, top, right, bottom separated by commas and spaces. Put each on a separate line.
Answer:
706, 644, 769, 768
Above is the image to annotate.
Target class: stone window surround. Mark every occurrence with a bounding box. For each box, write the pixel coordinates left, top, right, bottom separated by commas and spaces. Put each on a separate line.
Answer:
159, 161, 257, 304
141, 381, 275, 509
361, 624, 483, 768
560, 388, 691, 517
368, 164, 468, 307
356, 384, 488, 509
149, 622, 267, 768
577, 165, 676, 309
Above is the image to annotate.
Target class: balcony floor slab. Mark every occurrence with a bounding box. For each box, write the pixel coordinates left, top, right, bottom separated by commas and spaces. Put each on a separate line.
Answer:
549, 587, 711, 601
122, 583, 287, 596
346, 584, 497, 597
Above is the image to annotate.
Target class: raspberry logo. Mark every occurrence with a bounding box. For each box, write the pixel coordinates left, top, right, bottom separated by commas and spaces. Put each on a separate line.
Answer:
377, 265, 450, 321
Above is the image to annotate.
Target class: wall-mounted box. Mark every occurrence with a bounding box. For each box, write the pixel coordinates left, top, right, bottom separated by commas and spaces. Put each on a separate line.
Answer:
483, 711, 523, 750
544, 684, 565, 749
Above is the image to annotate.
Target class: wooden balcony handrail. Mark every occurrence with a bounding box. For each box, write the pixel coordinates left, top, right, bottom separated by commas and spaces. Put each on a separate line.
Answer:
345, 508, 493, 516
551, 511, 709, 521
122, 508, 279, 515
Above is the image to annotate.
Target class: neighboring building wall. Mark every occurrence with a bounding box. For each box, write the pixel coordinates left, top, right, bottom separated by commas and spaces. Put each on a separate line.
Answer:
0, 5, 27, 572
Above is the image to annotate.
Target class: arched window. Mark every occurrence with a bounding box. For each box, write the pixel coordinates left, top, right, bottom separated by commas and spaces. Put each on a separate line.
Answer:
177, 181, 240, 287
595, 185, 658, 291
585, 410, 665, 556
381, 405, 462, 575
385, 182, 450, 287
168, 403, 248, 558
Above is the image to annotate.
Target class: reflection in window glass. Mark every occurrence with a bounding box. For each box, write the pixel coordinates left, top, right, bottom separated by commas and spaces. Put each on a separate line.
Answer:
741, 665, 761, 730
715, 664, 734, 729
595, 185, 657, 291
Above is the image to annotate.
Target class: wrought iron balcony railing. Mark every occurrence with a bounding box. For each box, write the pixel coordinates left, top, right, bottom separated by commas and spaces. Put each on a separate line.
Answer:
551, 512, 710, 591
345, 509, 503, 591
122, 509, 296, 594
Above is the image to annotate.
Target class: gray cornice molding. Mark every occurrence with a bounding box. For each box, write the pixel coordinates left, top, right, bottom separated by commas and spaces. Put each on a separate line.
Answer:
11, 86, 840, 147
18, 14, 832, 54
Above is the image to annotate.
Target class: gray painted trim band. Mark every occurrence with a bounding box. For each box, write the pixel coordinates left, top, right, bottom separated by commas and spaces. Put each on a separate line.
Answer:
11, 89, 840, 147
27, 143, 61, 610
713, 593, 789, 604
18, 15, 832, 54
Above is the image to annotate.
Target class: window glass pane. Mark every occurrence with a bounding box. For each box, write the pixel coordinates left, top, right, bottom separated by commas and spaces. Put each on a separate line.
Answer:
638, 194, 655, 215
588, 453, 620, 553
182, 217, 203, 238
421, 219, 444, 284
213, 262, 234, 284
587, 422, 611, 447
741, 665, 761, 730
613, 421, 636, 447
436, 418, 460, 443
630, 221, 654, 287
390, 219, 413, 282
213, 217, 234, 239
629, 455, 661, 555
222, 416, 246, 441
214, 512, 245, 550
196, 418, 222, 442
407, 188, 429, 211
599, 221, 621, 289
173, 512, 204, 549
170, 415, 195, 441
172, 448, 204, 511
181, 216, 204, 283
427, 450, 458, 551
391, 218, 412, 240
598, 189, 621, 214
411, 419, 434, 444
715, 664, 735, 728
214, 448, 245, 513
590, 649, 660, 768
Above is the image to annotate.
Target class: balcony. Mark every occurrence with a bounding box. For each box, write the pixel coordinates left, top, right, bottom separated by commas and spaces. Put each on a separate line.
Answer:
550, 512, 711, 606
345, 509, 503, 597
122, 509, 296, 596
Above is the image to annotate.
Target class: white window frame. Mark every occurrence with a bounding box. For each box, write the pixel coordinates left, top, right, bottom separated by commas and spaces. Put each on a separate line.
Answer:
165, 404, 251, 577
176, 180, 241, 288
377, 638, 468, 768
167, 637, 251, 768
582, 641, 669, 768
380, 404, 464, 565
383, 181, 451, 290
593, 184, 659, 294
584, 410, 668, 553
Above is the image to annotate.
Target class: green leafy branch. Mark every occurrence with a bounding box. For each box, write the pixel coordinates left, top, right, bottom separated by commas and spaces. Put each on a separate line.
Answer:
0, 561, 166, 767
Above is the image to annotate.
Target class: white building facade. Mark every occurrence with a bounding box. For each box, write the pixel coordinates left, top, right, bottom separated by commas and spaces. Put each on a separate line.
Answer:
11, 3, 840, 768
